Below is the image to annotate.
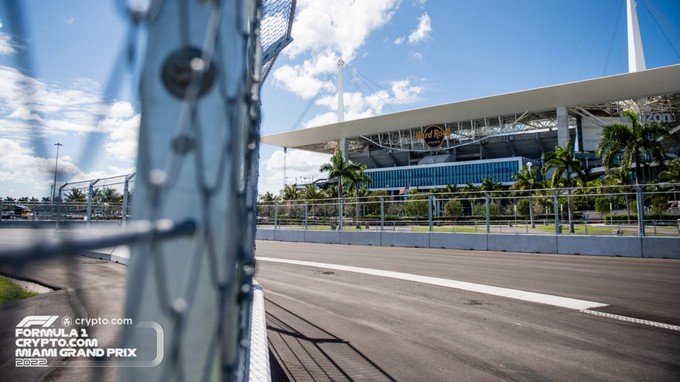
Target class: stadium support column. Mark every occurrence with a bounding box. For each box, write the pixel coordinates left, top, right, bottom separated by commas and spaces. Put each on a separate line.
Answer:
338, 138, 349, 160
556, 106, 569, 148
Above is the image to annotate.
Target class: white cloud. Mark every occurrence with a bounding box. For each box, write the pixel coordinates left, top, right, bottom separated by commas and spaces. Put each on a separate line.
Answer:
0, 139, 85, 197
64, 17, 75, 26
0, 33, 16, 55
272, 51, 339, 99
393, 12, 432, 47
260, 148, 331, 195
301, 79, 423, 128
104, 113, 140, 161
272, 0, 400, 100
285, 0, 400, 61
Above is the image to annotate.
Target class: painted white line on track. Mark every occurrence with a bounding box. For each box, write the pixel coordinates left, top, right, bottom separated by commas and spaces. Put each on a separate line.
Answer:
580, 310, 680, 332
257, 257, 608, 310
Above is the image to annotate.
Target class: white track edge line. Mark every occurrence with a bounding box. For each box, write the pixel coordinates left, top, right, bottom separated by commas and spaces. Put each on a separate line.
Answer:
580, 309, 680, 331
257, 257, 607, 310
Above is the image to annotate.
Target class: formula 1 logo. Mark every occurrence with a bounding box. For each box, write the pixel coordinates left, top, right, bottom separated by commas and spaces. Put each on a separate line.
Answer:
16, 316, 59, 328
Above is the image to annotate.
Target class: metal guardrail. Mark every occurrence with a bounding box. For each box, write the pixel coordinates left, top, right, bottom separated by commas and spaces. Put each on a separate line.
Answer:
257, 184, 680, 237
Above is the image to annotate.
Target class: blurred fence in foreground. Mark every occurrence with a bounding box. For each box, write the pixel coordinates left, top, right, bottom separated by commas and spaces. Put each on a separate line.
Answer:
257, 184, 680, 237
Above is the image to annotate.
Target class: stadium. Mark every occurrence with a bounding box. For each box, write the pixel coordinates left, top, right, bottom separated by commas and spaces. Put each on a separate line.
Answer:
262, 1, 680, 193
263, 64, 680, 192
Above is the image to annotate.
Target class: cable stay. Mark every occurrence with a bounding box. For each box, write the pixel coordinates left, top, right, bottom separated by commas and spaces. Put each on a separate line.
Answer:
289, 59, 417, 131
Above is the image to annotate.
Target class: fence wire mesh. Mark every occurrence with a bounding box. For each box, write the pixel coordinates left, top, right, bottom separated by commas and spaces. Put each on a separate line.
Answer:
258, 184, 680, 237
0, 0, 292, 381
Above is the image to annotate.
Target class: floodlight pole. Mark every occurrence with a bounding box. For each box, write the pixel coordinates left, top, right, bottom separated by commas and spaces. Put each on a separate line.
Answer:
52, 143, 63, 201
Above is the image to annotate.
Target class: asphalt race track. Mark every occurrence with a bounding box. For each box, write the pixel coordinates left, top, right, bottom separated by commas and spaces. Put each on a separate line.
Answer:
255, 240, 680, 382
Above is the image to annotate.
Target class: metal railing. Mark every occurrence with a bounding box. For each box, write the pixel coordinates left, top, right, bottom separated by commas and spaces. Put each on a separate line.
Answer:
257, 183, 680, 237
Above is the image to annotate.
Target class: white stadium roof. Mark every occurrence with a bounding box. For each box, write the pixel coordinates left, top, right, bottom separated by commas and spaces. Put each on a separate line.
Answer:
262, 64, 680, 151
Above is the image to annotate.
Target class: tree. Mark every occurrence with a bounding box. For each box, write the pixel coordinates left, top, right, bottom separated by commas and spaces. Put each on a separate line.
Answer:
258, 191, 279, 203
345, 164, 372, 228
444, 199, 463, 218
604, 166, 633, 222
302, 185, 325, 200
319, 150, 363, 229
404, 192, 429, 218
542, 140, 586, 233
511, 164, 542, 228
281, 184, 301, 201
480, 178, 503, 193
98, 187, 122, 203
597, 110, 669, 183
65, 188, 87, 203
660, 158, 680, 183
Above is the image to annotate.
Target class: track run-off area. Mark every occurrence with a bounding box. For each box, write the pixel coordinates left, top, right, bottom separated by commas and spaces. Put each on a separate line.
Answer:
255, 240, 680, 381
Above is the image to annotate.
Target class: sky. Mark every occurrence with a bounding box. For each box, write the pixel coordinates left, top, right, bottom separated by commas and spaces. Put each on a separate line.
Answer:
1, 0, 679, 198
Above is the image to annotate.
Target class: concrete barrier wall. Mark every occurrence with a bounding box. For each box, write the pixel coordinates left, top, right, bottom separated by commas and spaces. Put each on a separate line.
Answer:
273, 229, 305, 242
641, 237, 680, 259
430, 233, 487, 251
256, 229, 680, 259
489, 234, 558, 254
255, 229, 274, 241
556, 235, 641, 257
304, 231, 341, 244
340, 231, 382, 246
381, 232, 430, 248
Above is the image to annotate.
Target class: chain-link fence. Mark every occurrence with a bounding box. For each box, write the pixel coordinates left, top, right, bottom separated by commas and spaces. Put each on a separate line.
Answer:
258, 183, 680, 237
0, 174, 135, 224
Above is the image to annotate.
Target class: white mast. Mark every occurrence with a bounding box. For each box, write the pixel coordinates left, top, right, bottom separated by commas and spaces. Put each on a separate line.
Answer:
337, 58, 348, 159
626, 0, 646, 73
337, 58, 345, 122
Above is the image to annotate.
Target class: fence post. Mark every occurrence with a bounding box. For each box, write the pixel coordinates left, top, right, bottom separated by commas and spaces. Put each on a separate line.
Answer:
274, 203, 278, 229
428, 195, 434, 232
122, 172, 136, 228
636, 184, 645, 237
304, 201, 308, 230
380, 197, 384, 232
553, 190, 560, 235
485, 192, 490, 233
86, 179, 100, 227
339, 198, 344, 231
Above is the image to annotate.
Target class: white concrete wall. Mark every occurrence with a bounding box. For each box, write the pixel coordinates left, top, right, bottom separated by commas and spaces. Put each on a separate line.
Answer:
257, 229, 680, 259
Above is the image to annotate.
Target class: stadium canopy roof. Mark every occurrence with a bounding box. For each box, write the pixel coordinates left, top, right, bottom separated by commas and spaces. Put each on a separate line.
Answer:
262, 64, 680, 152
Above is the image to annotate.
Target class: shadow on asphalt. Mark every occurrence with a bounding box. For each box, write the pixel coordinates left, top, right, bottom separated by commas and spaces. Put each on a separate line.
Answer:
265, 297, 397, 382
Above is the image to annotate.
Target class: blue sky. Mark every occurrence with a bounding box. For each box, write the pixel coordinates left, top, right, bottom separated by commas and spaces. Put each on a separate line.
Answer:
1, 0, 679, 198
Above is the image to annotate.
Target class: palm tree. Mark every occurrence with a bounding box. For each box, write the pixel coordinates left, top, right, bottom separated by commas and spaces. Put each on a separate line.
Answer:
597, 110, 669, 183
604, 166, 633, 222
281, 184, 300, 201
345, 164, 372, 228
65, 188, 87, 203
660, 158, 680, 183
302, 185, 325, 200
511, 164, 542, 228
542, 140, 586, 233
480, 178, 503, 193
319, 150, 363, 229
258, 191, 279, 203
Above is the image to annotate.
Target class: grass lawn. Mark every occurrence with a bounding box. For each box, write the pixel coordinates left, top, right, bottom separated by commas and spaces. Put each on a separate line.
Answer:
0, 277, 38, 304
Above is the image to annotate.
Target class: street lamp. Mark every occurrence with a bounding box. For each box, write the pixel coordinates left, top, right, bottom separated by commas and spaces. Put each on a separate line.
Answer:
52, 143, 63, 201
